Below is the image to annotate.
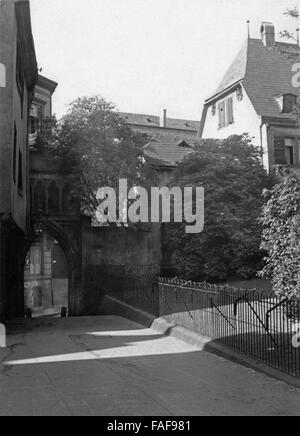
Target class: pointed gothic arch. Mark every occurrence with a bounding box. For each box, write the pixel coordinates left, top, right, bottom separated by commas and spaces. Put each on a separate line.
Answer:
25, 218, 81, 316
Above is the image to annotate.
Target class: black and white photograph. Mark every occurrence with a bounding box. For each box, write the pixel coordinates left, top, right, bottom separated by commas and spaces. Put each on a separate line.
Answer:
0, 0, 300, 419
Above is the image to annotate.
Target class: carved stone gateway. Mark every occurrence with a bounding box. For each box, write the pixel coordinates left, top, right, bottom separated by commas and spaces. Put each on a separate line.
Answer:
29, 150, 84, 315
28, 150, 162, 317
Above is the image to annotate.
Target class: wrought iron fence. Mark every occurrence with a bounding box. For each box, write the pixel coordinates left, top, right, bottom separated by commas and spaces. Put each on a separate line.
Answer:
98, 264, 160, 316
158, 278, 300, 378
99, 268, 300, 378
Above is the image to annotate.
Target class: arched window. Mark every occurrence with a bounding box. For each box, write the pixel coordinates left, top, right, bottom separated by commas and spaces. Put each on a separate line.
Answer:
62, 184, 71, 212
34, 181, 46, 213
48, 181, 60, 213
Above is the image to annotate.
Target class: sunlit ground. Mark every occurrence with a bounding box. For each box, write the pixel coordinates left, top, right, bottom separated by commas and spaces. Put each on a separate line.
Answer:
5, 328, 199, 366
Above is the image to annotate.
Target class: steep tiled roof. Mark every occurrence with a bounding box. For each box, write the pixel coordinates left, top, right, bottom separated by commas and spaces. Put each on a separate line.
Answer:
143, 135, 198, 167
214, 41, 248, 96
164, 117, 199, 131
119, 112, 199, 132
120, 112, 160, 127
208, 38, 300, 120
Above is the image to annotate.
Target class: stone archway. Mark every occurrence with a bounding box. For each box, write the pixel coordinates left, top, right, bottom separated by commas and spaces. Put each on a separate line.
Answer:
24, 218, 82, 316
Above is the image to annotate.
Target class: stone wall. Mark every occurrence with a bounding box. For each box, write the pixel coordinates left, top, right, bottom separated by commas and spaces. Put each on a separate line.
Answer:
80, 218, 162, 314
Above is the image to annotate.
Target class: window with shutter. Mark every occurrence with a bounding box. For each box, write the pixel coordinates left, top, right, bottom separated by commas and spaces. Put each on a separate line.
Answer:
226, 98, 234, 124
218, 101, 225, 128
218, 98, 234, 128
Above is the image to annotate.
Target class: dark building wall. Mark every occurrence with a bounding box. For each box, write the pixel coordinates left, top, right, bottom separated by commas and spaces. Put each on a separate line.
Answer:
0, 1, 37, 321
0, 1, 16, 215
0, 1, 33, 229
80, 218, 162, 314
0, 217, 26, 322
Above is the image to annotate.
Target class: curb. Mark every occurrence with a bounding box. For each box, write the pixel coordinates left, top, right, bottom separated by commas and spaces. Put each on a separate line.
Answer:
101, 295, 300, 389
101, 295, 155, 328
204, 342, 300, 389
101, 295, 212, 349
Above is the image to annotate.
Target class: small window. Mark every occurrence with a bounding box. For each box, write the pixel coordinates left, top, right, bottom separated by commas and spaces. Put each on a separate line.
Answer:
282, 94, 297, 113
285, 145, 294, 165
18, 150, 23, 195
218, 97, 234, 128
34, 181, 46, 212
274, 137, 300, 165
285, 138, 299, 165
48, 181, 60, 213
29, 244, 42, 276
37, 105, 44, 129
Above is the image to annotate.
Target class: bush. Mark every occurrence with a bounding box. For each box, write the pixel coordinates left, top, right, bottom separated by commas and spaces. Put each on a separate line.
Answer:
260, 168, 300, 299
163, 135, 272, 282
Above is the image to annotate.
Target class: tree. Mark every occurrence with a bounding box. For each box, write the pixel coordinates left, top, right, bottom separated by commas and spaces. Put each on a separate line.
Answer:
280, 7, 299, 42
163, 135, 272, 282
38, 96, 154, 218
259, 168, 300, 299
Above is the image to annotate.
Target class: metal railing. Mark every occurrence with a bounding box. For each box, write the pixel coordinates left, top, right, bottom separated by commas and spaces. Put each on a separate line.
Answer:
158, 278, 300, 378
99, 269, 300, 378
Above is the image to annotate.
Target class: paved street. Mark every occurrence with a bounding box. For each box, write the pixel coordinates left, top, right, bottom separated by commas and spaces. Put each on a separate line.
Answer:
0, 315, 299, 416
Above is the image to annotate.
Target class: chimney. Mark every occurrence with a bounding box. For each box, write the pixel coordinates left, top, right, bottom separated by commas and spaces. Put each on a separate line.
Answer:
260, 22, 275, 47
161, 109, 167, 128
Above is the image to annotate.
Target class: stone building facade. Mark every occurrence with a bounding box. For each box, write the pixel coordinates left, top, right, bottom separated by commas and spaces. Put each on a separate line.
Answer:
26, 79, 162, 317
28, 148, 162, 316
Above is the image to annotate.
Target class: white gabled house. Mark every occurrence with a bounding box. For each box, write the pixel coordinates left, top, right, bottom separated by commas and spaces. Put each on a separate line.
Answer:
199, 22, 300, 173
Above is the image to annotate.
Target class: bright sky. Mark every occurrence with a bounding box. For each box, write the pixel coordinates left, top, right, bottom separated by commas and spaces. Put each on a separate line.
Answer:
30, 0, 300, 120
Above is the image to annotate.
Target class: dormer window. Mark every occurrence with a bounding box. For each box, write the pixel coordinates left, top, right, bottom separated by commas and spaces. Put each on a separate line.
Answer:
177, 140, 190, 148
278, 94, 298, 113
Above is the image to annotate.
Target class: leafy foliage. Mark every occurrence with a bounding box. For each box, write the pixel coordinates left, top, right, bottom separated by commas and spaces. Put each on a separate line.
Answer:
37, 96, 154, 217
163, 135, 272, 282
259, 168, 300, 299
280, 7, 300, 41
284, 7, 299, 19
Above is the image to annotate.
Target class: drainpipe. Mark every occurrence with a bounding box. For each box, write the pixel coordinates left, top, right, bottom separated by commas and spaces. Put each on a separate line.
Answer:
260, 119, 265, 167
